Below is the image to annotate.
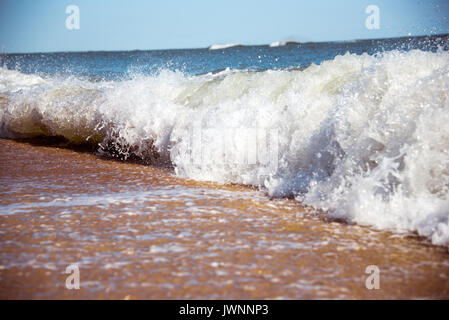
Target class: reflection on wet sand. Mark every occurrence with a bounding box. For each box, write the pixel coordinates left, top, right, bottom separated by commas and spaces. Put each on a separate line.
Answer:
0, 139, 448, 299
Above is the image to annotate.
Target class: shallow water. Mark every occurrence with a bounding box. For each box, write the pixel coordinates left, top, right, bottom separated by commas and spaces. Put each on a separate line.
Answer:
1, 139, 448, 299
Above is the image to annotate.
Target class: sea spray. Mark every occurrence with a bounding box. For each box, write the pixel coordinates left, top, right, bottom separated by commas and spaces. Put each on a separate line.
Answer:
1, 49, 449, 245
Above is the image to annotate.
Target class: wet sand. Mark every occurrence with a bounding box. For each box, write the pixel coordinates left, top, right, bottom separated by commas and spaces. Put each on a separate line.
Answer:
0, 138, 448, 299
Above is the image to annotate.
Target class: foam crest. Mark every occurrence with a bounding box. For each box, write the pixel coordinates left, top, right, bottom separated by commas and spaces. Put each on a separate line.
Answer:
1, 49, 449, 245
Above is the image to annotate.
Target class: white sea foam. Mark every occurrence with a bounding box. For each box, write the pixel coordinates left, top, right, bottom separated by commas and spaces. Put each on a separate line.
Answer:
209, 43, 242, 50
269, 41, 290, 47
269, 41, 300, 47
269, 41, 287, 47
1, 49, 449, 245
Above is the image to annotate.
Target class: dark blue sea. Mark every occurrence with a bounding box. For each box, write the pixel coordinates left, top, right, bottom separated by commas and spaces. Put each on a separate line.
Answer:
1, 34, 448, 79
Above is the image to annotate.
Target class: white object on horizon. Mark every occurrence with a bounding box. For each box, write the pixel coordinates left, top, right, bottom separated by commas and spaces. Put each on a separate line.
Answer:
269, 41, 287, 47
209, 43, 242, 50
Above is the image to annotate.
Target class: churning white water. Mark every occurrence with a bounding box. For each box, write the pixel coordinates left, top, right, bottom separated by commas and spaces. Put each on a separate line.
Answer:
1, 49, 449, 245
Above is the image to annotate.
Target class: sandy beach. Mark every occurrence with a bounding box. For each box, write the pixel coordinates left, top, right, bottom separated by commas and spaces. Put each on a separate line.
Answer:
0, 138, 448, 299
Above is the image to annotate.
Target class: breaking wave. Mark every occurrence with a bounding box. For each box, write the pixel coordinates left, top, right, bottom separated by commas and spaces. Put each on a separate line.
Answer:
1, 49, 449, 245
208, 43, 243, 50
269, 41, 300, 47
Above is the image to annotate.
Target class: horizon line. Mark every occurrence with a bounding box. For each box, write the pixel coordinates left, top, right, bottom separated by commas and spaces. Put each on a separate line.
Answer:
1, 32, 448, 55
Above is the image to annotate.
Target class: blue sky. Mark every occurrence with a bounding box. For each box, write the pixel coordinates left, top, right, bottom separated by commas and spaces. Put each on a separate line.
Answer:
0, 0, 448, 53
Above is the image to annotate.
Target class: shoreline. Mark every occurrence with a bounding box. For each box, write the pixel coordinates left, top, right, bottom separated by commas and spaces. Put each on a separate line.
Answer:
0, 138, 448, 299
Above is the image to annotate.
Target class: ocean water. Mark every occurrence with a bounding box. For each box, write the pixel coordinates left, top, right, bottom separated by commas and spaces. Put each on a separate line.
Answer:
1, 34, 449, 246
